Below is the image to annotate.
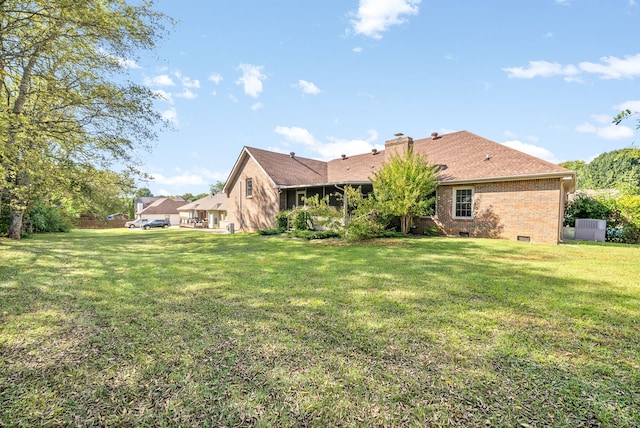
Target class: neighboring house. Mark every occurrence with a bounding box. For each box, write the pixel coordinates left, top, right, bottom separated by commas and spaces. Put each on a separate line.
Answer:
134, 197, 162, 217
177, 194, 228, 229
137, 197, 187, 226
223, 131, 576, 244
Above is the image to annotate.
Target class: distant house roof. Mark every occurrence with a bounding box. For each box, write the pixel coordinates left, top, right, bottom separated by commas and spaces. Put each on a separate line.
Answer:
177, 193, 228, 212
224, 130, 574, 192
135, 196, 161, 204
138, 198, 189, 215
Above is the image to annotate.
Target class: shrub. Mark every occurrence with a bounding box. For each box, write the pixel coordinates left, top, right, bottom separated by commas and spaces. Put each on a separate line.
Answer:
289, 229, 340, 240
564, 192, 611, 227
25, 204, 72, 234
343, 211, 386, 242
258, 228, 284, 236
565, 191, 640, 244
291, 210, 312, 231
276, 211, 290, 230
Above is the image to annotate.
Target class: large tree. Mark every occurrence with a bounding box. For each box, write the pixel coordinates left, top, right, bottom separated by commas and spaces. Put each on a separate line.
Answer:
1, 0, 171, 239
372, 149, 438, 234
582, 149, 640, 194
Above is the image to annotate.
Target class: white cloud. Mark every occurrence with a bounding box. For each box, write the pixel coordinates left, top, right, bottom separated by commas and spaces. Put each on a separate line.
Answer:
153, 89, 174, 104
295, 80, 322, 95
161, 108, 179, 126
274, 126, 318, 146
150, 167, 228, 187
274, 126, 382, 160
236, 64, 266, 98
251, 102, 264, 111
579, 54, 640, 79
504, 53, 640, 81
501, 140, 560, 163
228, 94, 239, 103
318, 132, 383, 160
352, 46, 363, 53
175, 71, 200, 88
143, 74, 176, 87
576, 121, 634, 140
117, 57, 141, 69
208, 73, 223, 84
176, 88, 197, 100
503, 61, 580, 81
350, 0, 421, 39
616, 99, 640, 112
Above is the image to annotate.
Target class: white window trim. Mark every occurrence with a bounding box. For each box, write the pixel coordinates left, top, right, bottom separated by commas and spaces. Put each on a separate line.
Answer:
246, 177, 253, 198
452, 187, 474, 219
296, 190, 306, 207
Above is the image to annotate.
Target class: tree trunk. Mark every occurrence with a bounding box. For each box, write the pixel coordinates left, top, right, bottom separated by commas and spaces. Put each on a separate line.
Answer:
7, 209, 24, 240
401, 215, 411, 234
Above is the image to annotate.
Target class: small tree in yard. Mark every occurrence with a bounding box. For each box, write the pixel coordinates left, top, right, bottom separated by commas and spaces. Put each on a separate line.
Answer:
372, 149, 438, 234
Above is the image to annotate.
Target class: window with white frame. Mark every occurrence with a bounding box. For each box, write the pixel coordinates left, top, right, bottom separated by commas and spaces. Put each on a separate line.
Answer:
246, 178, 253, 198
453, 188, 473, 218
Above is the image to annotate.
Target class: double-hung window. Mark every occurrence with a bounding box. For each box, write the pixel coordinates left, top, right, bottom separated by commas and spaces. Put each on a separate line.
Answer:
246, 178, 253, 198
453, 188, 473, 219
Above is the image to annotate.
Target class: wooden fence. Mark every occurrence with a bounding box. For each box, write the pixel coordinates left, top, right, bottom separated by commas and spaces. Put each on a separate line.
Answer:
74, 219, 128, 229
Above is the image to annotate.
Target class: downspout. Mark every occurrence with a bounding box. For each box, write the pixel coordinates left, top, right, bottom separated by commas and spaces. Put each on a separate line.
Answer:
239, 181, 243, 231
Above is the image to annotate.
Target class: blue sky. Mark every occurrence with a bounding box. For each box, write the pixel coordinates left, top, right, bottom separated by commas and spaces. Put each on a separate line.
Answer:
129, 0, 640, 196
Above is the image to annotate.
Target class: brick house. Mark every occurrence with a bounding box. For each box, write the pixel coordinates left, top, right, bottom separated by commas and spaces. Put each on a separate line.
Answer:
137, 197, 188, 226
223, 131, 576, 243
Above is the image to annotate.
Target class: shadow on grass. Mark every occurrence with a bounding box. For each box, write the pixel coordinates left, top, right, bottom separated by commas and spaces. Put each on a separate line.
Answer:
1, 231, 639, 426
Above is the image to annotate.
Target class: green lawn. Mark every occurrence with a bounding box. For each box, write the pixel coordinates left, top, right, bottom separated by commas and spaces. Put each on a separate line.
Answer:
1, 229, 639, 427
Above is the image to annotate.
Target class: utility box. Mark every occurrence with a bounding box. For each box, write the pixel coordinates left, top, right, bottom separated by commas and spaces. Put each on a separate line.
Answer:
575, 218, 606, 242
226, 223, 235, 234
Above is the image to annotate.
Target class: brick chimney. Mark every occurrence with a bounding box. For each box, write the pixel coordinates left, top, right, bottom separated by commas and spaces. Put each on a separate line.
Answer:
385, 134, 414, 158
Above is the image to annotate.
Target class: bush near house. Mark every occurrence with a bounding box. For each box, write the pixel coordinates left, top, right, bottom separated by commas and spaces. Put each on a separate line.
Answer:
564, 191, 640, 244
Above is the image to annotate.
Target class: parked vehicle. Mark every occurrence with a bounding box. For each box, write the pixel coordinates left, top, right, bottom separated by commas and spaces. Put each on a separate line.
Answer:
124, 218, 149, 228
143, 219, 171, 230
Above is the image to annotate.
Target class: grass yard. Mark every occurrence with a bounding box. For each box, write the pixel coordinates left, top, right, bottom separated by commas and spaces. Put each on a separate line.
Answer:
1, 229, 639, 427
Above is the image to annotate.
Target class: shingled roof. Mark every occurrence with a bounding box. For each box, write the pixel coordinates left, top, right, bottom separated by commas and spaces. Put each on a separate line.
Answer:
138, 198, 189, 215
245, 147, 328, 186
177, 194, 228, 212
226, 131, 573, 190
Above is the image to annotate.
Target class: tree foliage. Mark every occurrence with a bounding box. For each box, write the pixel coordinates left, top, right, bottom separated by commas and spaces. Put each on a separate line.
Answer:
210, 181, 225, 195
581, 149, 640, 194
565, 191, 640, 244
339, 186, 387, 241
613, 109, 639, 129
562, 149, 640, 195
135, 187, 154, 198
1, 0, 172, 239
371, 149, 438, 234
558, 160, 587, 189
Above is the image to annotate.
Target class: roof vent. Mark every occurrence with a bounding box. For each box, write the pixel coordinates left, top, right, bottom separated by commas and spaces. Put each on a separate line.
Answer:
372, 148, 378, 155
341, 154, 347, 160
485, 153, 491, 161
431, 132, 439, 139
290, 152, 295, 158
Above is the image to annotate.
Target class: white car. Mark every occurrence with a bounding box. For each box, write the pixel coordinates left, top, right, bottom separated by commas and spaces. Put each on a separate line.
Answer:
124, 218, 149, 228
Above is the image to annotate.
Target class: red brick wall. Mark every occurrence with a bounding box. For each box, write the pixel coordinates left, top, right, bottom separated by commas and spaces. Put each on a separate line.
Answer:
226, 156, 279, 232
416, 178, 565, 243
